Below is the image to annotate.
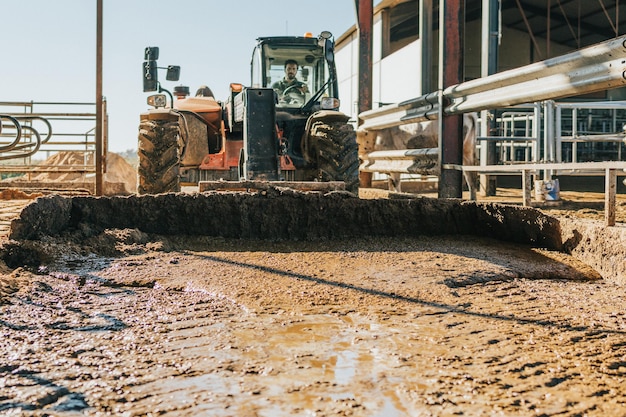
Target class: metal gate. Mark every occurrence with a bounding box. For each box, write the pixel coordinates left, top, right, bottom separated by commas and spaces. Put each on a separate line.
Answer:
0, 100, 107, 194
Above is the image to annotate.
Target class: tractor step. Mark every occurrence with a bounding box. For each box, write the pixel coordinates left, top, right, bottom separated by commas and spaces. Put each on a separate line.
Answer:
198, 180, 345, 193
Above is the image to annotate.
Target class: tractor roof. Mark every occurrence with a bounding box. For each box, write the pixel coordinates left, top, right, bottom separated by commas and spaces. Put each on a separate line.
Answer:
256, 35, 321, 48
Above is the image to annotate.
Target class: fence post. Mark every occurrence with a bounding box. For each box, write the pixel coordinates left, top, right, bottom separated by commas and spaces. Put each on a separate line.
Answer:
605, 168, 617, 226
480, 0, 499, 196
95, 0, 104, 196
439, 0, 464, 198
356, 0, 373, 189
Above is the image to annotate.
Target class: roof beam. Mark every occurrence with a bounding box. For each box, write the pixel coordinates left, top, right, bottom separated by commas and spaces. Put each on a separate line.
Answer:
501, 0, 620, 47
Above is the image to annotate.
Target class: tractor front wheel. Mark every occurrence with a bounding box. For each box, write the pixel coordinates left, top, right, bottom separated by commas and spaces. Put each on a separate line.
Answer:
308, 121, 359, 194
137, 117, 181, 194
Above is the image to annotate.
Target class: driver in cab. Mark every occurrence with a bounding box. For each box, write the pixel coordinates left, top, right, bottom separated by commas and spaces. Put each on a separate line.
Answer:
272, 59, 308, 102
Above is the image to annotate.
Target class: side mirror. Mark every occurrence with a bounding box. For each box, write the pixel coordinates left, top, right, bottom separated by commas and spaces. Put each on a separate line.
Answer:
324, 38, 335, 63
144, 46, 159, 61
143, 61, 158, 92
319, 31, 332, 40
166, 65, 180, 81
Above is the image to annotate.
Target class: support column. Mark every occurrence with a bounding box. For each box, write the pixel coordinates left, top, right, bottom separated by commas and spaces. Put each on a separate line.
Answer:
420, 0, 433, 95
605, 168, 617, 226
438, 0, 464, 199
522, 169, 532, 206
355, 0, 374, 188
480, 0, 499, 196
95, 0, 104, 196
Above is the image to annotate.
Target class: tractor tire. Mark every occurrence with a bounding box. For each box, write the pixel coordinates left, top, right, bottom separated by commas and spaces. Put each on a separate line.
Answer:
309, 121, 359, 194
137, 118, 181, 194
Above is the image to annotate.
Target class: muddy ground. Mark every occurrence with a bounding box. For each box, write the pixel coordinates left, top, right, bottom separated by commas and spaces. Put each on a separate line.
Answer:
1, 189, 626, 416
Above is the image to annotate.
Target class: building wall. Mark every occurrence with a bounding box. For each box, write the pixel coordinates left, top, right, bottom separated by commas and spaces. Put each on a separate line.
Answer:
336, 30, 358, 118
336, 12, 423, 117
335, 10, 610, 121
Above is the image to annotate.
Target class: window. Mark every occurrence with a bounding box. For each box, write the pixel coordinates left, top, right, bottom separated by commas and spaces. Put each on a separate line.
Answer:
383, 0, 419, 58
250, 45, 263, 88
262, 44, 329, 108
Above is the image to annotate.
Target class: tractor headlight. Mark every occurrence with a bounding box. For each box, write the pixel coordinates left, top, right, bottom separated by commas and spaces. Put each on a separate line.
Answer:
147, 94, 167, 108
320, 97, 339, 110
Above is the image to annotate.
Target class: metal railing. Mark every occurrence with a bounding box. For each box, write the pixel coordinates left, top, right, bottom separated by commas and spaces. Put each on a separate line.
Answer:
475, 101, 626, 166
357, 36, 626, 225
358, 36, 626, 176
0, 101, 107, 193
476, 103, 542, 165
555, 101, 626, 163
494, 112, 536, 162
359, 36, 626, 130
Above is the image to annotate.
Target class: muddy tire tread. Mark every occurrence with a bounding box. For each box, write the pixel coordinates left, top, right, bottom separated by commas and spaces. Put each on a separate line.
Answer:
309, 121, 359, 194
137, 119, 181, 194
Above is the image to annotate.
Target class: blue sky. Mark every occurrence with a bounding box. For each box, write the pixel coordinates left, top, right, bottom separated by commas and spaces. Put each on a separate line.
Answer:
1, 0, 358, 152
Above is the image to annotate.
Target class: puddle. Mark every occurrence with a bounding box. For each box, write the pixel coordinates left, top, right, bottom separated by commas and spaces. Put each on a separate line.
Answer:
333, 349, 357, 385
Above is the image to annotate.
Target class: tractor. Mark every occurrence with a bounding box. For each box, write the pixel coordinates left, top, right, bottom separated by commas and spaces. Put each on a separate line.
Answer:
138, 31, 359, 195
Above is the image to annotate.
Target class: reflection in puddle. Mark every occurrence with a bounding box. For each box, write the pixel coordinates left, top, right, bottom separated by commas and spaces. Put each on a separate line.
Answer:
260, 315, 406, 415
334, 349, 357, 385
373, 397, 404, 417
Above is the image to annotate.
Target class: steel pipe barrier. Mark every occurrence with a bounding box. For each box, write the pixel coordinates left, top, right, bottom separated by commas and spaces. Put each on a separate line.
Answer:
359, 148, 439, 175
359, 92, 441, 131
358, 36, 626, 207
0, 115, 24, 152
359, 36, 626, 130
13, 115, 53, 145
0, 115, 50, 160
0, 125, 42, 161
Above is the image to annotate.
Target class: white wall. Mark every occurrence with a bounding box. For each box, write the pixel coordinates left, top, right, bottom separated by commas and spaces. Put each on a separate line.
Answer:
336, 31, 358, 119
378, 40, 421, 104
336, 13, 422, 120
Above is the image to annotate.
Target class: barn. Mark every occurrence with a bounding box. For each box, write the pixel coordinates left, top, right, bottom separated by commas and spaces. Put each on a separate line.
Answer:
334, 0, 626, 201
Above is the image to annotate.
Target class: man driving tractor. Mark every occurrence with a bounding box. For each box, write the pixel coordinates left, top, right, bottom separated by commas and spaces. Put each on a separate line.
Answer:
272, 59, 308, 100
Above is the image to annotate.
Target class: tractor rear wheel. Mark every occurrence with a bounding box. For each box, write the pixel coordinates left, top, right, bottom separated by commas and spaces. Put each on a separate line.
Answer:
137, 118, 181, 194
309, 121, 359, 194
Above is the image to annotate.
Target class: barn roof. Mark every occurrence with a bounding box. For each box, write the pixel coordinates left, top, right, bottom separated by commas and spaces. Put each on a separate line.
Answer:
340, 0, 625, 52
474, 0, 625, 50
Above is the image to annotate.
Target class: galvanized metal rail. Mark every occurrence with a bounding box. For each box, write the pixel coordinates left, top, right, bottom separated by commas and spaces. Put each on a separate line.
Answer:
360, 149, 439, 174
360, 36, 626, 130
0, 101, 106, 194
0, 115, 25, 152
357, 36, 626, 224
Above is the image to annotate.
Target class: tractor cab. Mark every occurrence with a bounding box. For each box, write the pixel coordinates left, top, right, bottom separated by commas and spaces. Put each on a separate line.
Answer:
250, 32, 342, 167
251, 31, 340, 113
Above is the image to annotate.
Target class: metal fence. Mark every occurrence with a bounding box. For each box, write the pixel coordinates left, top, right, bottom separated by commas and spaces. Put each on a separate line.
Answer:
359, 36, 626, 130
357, 36, 626, 225
555, 101, 626, 163
476, 101, 626, 165
0, 101, 107, 192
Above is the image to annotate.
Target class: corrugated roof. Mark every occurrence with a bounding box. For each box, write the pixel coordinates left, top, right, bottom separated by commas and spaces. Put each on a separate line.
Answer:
339, 0, 625, 51
474, 0, 625, 50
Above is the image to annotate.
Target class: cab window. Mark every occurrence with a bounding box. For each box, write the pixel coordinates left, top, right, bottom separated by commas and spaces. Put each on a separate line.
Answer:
250, 46, 263, 88
263, 45, 328, 108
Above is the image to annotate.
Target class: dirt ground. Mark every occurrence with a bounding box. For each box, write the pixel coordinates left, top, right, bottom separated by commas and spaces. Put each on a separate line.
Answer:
1, 188, 626, 416
1, 152, 137, 196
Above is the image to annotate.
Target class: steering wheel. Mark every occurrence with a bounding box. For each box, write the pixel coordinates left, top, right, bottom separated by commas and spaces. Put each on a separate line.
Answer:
282, 84, 304, 96
280, 85, 306, 105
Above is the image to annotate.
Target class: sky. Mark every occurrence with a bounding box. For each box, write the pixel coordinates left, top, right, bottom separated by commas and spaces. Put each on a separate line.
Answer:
1, 0, 358, 153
